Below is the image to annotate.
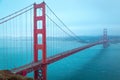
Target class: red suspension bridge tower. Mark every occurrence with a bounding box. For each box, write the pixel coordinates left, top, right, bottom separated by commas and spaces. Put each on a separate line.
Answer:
103, 29, 109, 48
34, 2, 47, 80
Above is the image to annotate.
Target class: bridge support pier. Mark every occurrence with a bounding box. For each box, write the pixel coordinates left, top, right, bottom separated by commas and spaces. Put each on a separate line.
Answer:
34, 64, 47, 80
34, 2, 47, 80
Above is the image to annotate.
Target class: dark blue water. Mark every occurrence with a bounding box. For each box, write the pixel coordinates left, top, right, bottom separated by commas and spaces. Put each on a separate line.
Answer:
47, 43, 120, 80
0, 38, 120, 80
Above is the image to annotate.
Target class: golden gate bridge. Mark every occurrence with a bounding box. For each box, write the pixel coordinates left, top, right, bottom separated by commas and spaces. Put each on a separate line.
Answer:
0, 1, 109, 80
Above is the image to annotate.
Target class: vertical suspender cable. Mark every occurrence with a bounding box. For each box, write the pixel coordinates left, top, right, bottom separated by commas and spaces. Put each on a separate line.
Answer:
21, 14, 23, 65
25, 12, 27, 64
2, 23, 4, 69
15, 17, 17, 66
5, 22, 7, 69
11, 19, 13, 69
30, 9, 32, 62
9, 20, 11, 69
15, 17, 17, 67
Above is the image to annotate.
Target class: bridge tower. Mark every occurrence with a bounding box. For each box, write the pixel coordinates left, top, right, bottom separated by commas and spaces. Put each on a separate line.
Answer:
103, 29, 109, 48
34, 2, 47, 80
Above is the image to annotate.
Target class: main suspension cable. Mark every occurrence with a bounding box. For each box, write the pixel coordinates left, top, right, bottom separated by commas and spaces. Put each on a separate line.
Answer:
0, 3, 33, 21
0, 8, 33, 24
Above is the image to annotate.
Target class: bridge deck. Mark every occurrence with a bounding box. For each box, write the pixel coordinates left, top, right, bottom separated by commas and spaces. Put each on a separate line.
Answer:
11, 41, 104, 74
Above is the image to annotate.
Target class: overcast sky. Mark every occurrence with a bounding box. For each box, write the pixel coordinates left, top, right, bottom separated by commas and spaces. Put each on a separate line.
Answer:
0, 0, 120, 36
